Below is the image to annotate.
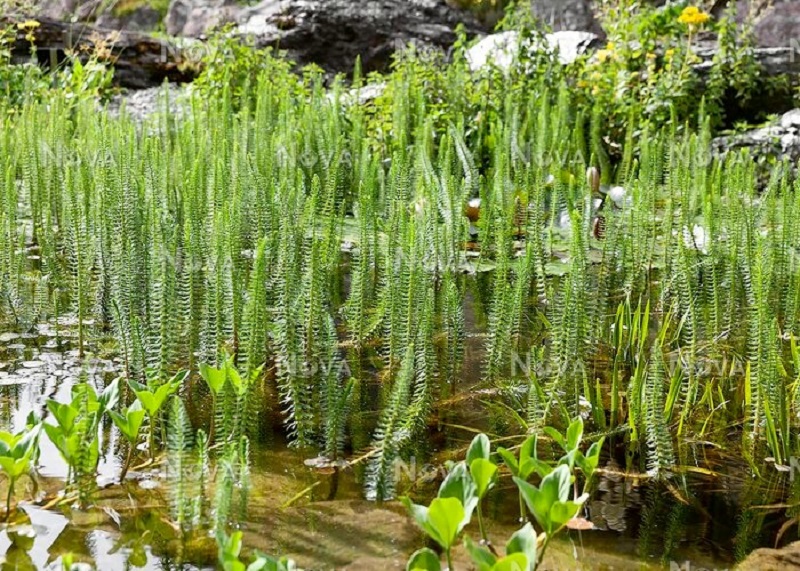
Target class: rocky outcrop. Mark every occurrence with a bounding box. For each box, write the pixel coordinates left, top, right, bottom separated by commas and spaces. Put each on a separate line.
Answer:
163, 0, 483, 75
34, 0, 101, 21
35, 0, 162, 30
234, 0, 484, 75
530, 0, 604, 36
164, 0, 240, 37
713, 109, 800, 163
2, 16, 196, 89
96, 6, 164, 32
737, 541, 800, 570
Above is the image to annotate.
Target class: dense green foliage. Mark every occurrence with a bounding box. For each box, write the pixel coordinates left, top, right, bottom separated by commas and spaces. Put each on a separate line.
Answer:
0, 2, 800, 568
1, 9, 800, 494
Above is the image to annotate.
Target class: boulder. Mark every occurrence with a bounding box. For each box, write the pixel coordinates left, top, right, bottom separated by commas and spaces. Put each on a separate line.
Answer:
751, 0, 800, 49
530, 0, 604, 36
2, 16, 196, 89
96, 5, 163, 32
466, 30, 601, 72
712, 109, 800, 163
710, 1, 800, 50
164, 0, 241, 37
737, 541, 800, 570
34, 0, 102, 21
234, 0, 485, 75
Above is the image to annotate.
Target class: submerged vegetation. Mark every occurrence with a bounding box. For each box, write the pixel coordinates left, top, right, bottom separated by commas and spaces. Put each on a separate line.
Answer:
1, 1, 800, 568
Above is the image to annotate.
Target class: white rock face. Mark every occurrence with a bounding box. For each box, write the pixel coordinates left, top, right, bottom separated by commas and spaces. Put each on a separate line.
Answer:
465, 31, 519, 72
466, 30, 599, 72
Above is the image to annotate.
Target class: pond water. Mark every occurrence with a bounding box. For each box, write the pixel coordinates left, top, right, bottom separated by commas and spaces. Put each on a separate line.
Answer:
0, 309, 790, 571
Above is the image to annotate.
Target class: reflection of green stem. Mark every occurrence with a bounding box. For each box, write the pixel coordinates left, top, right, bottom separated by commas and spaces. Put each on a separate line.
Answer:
477, 502, 487, 541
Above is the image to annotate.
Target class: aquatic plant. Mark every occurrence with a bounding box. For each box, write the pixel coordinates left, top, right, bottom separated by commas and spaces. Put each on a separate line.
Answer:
217, 530, 297, 571
404, 420, 601, 570
44, 378, 120, 500
0, 418, 41, 519
129, 370, 187, 458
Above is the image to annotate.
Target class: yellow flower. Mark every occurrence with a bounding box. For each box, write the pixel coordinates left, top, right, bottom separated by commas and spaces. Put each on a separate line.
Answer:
597, 49, 613, 63
665, 48, 676, 59
605, 42, 615, 51
17, 20, 40, 30
678, 6, 710, 26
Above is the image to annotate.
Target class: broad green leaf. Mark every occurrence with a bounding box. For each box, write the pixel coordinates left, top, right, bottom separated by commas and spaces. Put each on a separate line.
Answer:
226, 359, 245, 395
466, 433, 491, 464
46, 401, 78, 434
135, 391, 158, 417
491, 553, 529, 571
402, 497, 430, 534
0, 457, 26, 479
0, 434, 11, 456
43, 424, 72, 462
542, 464, 572, 504
506, 523, 538, 570
514, 477, 554, 534
566, 417, 584, 451
14, 424, 40, 459
426, 497, 465, 550
108, 401, 145, 443
200, 363, 227, 395
549, 497, 587, 530
542, 427, 566, 451
519, 457, 551, 479
98, 378, 121, 413
438, 462, 478, 527
519, 435, 537, 465
464, 536, 496, 571
406, 547, 442, 571
576, 438, 605, 481
469, 458, 498, 498
497, 447, 520, 477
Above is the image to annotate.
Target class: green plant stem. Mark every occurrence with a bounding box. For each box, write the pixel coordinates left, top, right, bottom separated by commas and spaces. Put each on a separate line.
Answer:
539, 535, 551, 568
445, 547, 454, 571
477, 502, 487, 541
209, 393, 217, 445
149, 417, 156, 459
120, 441, 135, 481
5, 481, 12, 521
519, 491, 526, 523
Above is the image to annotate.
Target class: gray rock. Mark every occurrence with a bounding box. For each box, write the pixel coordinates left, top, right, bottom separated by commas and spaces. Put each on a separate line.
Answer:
530, 0, 604, 36
96, 5, 163, 32
466, 30, 600, 72
753, 0, 800, 49
34, 0, 102, 21
712, 109, 800, 163
234, 0, 484, 75
711, 0, 800, 50
165, 0, 241, 37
